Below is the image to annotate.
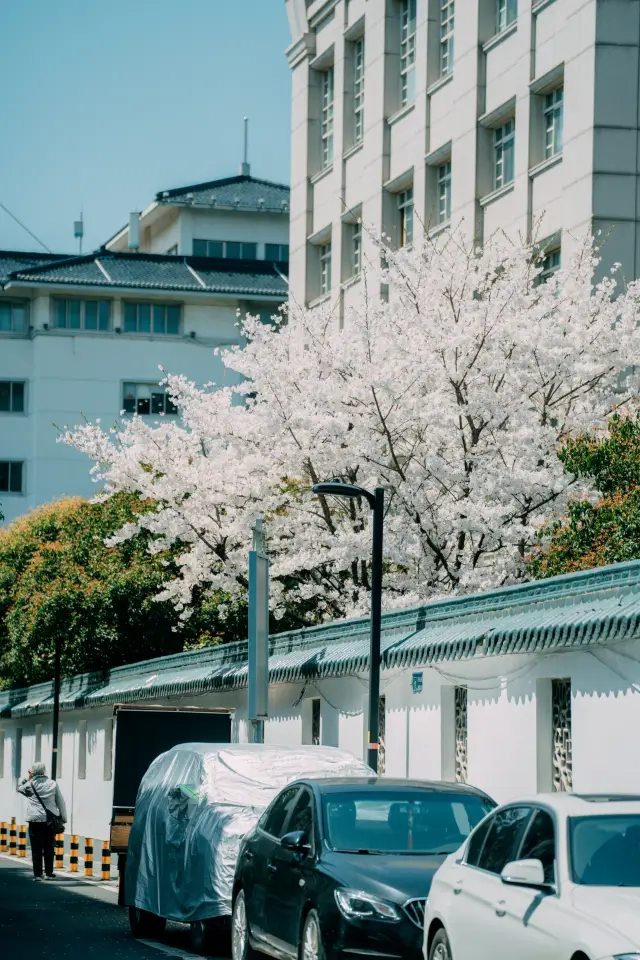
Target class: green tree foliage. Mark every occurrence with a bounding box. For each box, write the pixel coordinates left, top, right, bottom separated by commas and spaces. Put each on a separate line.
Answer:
0, 494, 245, 689
529, 410, 640, 579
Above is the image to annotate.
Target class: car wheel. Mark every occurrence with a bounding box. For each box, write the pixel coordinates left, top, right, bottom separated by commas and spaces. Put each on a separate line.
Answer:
300, 910, 325, 960
128, 905, 166, 939
232, 890, 258, 960
429, 928, 453, 960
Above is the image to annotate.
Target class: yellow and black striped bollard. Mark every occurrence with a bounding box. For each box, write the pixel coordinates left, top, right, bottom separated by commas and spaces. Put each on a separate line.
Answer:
18, 824, 27, 857
84, 838, 93, 877
0, 821, 7, 853
9, 817, 16, 855
101, 841, 111, 881
69, 835, 79, 873
55, 833, 64, 871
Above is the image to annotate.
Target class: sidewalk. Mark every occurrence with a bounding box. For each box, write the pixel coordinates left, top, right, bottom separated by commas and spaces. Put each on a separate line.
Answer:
0, 849, 118, 891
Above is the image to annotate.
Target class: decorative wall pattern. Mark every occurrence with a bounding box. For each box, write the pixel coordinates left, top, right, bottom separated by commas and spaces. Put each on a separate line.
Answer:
552, 678, 573, 792
378, 695, 386, 775
455, 686, 468, 783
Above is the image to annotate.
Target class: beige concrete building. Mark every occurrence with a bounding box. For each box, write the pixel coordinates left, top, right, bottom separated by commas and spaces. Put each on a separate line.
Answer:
285, 0, 640, 317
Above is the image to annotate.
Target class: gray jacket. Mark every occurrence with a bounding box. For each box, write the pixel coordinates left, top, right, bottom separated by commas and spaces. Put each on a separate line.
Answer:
17, 776, 67, 824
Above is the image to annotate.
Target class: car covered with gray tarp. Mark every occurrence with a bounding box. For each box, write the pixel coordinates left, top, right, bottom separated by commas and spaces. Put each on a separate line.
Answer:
125, 742, 373, 924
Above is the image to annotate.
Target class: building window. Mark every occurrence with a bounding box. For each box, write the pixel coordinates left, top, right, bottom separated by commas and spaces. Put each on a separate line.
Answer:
440, 0, 454, 76
494, 119, 515, 189
497, 0, 517, 32
351, 221, 363, 277
192, 239, 257, 260
311, 698, 321, 745
353, 37, 365, 143
53, 299, 111, 331
122, 382, 178, 416
400, 0, 417, 106
0, 381, 25, 413
35, 724, 42, 763
321, 68, 335, 168
454, 686, 468, 784
552, 679, 572, 792
398, 187, 414, 247
544, 87, 563, 159
123, 302, 181, 335
0, 461, 24, 494
0, 300, 27, 333
437, 161, 452, 223
539, 248, 561, 283
265, 243, 290, 262
320, 242, 332, 295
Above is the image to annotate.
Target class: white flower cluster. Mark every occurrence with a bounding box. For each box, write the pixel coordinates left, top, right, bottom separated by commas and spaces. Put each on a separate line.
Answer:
61, 230, 640, 622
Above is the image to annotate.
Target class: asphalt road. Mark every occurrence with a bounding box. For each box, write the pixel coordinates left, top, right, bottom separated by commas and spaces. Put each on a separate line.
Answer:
0, 856, 224, 959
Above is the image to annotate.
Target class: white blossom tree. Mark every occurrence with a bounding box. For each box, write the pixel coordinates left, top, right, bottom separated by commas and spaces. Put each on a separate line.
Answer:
62, 230, 640, 623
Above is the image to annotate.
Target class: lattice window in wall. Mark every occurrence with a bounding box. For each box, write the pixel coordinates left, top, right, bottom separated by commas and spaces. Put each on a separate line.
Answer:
311, 698, 321, 746
552, 679, 572, 792
454, 686, 468, 783
378, 695, 386, 775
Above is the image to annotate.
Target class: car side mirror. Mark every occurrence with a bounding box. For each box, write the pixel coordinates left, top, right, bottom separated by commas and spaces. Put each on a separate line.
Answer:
281, 830, 311, 854
501, 858, 547, 888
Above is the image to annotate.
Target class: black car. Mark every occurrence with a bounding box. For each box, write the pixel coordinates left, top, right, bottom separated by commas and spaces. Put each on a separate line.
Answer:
231, 777, 495, 960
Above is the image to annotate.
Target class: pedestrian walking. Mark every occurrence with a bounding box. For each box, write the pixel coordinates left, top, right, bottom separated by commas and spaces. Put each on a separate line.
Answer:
17, 761, 67, 881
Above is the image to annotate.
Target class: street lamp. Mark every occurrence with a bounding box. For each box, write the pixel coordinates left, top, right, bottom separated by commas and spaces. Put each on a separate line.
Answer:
311, 481, 384, 773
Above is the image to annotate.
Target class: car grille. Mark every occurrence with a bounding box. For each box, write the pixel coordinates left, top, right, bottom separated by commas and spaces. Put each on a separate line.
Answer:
403, 898, 426, 929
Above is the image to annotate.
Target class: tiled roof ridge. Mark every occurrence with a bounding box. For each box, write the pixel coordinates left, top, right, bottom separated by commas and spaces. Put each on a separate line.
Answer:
0, 250, 72, 262
157, 174, 290, 200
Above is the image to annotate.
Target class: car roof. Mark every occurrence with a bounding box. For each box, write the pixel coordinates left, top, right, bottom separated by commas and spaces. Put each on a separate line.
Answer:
297, 777, 493, 798
503, 793, 640, 817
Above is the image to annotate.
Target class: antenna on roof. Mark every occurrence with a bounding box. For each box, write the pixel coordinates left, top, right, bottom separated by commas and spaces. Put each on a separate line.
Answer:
240, 117, 250, 177
74, 213, 84, 255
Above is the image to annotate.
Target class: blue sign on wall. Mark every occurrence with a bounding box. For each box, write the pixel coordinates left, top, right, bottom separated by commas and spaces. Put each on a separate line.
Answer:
412, 672, 423, 694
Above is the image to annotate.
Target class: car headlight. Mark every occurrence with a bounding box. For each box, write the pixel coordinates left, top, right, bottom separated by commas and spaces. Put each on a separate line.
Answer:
335, 889, 401, 922
614, 955, 640, 959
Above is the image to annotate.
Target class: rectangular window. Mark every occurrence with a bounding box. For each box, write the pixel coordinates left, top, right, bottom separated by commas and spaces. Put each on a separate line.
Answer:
497, 0, 517, 32
123, 302, 181, 335
13, 729, 22, 782
353, 37, 365, 143
454, 686, 468, 784
311, 699, 321, 746
398, 187, 414, 247
0, 300, 27, 333
78, 720, 87, 780
440, 0, 455, 76
544, 87, 563, 159
400, 0, 417, 106
321, 68, 335, 168
320, 242, 332, 295
53, 299, 111, 331
122, 382, 178, 416
540, 248, 561, 283
103, 719, 114, 781
494, 119, 515, 189
0, 461, 24, 494
552, 678, 572, 792
192, 239, 257, 259
351, 221, 363, 277
437, 161, 452, 223
35, 724, 42, 763
0, 381, 25, 413
265, 243, 290, 262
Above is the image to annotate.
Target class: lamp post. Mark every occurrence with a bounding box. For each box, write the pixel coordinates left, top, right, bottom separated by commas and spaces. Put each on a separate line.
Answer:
51, 634, 61, 780
311, 482, 384, 773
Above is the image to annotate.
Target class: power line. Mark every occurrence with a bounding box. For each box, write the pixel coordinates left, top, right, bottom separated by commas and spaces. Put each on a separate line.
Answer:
0, 201, 51, 253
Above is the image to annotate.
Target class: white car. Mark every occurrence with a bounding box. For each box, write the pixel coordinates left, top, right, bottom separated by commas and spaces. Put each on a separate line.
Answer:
423, 793, 640, 960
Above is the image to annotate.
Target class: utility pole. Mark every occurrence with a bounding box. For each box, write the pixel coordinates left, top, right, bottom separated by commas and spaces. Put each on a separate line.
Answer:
51, 635, 61, 779
248, 518, 269, 743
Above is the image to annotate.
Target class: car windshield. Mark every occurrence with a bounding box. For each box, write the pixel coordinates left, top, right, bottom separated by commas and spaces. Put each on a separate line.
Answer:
322, 790, 494, 855
570, 815, 640, 886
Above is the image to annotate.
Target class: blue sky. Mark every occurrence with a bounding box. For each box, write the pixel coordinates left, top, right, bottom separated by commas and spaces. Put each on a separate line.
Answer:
0, 1, 292, 254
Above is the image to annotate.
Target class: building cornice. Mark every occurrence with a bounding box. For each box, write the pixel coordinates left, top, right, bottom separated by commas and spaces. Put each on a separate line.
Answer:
286, 32, 317, 68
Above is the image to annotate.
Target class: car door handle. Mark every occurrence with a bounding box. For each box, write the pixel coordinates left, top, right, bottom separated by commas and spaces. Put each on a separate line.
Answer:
453, 880, 463, 895
267, 862, 277, 873
491, 900, 506, 917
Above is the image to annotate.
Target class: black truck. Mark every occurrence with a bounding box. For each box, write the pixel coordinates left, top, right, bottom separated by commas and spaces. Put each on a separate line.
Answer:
109, 703, 233, 903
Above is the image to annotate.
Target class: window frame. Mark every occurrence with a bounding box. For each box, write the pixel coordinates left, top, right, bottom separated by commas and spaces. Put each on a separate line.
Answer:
0, 460, 25, 495
497, 0, 517, 33
517, 805, 558, 886
0, 380, 26, 414
319, 241, 332, 295
52, 297, 112, 332
437, 160, 452, 224
463, 804, 535, 875
122, 301, 182, 336
353, 37, 365, 144
122, 381, 179, 417
259, 786, 303, 840
265, 243, 290, 262
351, 220, 363, 277
285, 786, 317, 851
398, 187, 414, 247
544, 86, 564, 159
440, 0, 455, 77
321, 67, 335, 169
400, 0, 417, 106
0, 299, 28, 334
192, 239, 257, 260
494, 118, 515, 189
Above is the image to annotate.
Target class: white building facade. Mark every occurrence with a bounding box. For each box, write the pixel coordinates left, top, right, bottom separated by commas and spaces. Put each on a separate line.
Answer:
0, 559, 638, 845
285, 0, 640, 316
0, 174, 289, 526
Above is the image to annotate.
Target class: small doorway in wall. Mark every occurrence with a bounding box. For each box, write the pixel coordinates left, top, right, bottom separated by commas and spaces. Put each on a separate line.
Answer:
311, 698, 321, 746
